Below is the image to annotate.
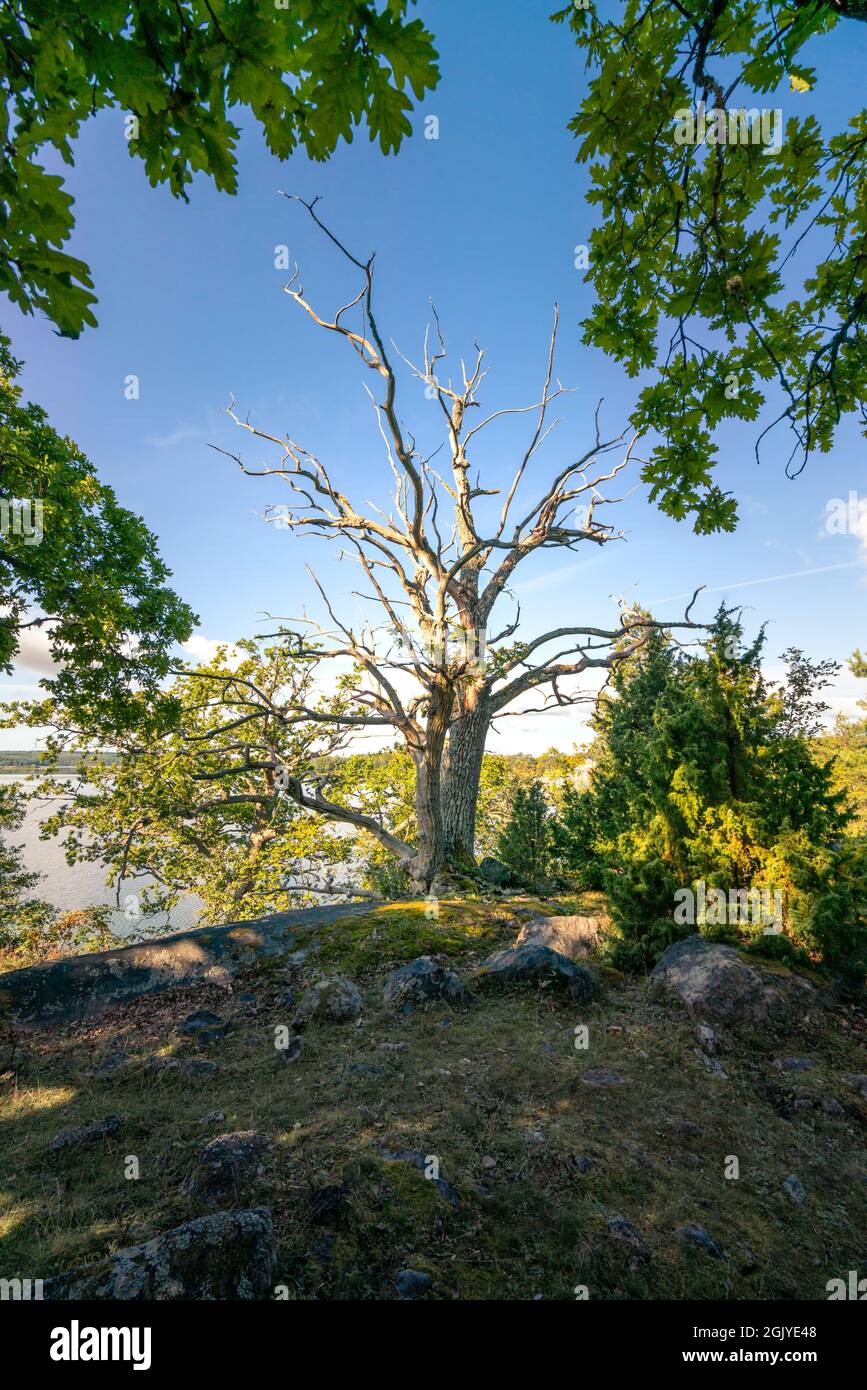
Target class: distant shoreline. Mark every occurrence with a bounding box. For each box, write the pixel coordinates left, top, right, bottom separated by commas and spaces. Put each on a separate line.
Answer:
0, 751, 116, 774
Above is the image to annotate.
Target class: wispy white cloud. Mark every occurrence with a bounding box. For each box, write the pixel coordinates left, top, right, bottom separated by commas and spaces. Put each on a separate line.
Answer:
181, 635, 243, 668
650, 560, 863, 607
12, 625, 59, 676
145, 423, 208, 449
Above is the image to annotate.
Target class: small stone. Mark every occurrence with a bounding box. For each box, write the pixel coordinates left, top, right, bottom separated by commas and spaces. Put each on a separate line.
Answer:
379, 1041, 409, 1053
841, 1073, 867, 1099
148, 1055, 181, 1074
294, 975, 362, 1027
693, 1048, 729, 1080
93, 1051, 130, 1076
695, 1022, 722, 1054
346, 1062, 384, 1077
607, 1215, 650, 1263
674, 1119, 701, 1137
395, 1269, 433, 1299
148, 1055, 218, 1078
277, 1035, 304, 1064
783, 1174, 806, 1204
572, 1154, 595, 1173
198, 1111, 226, 1125
580, 1067, 626, 1088
676, 1223, 726, 1259
821, 1097, 844, 1116
525, 1129, 546, 1146
176, 1009, 228, 1042
281, 991, 295, 1009
774, 1056, 814, 1072
179, 1008, 223, 1030
47, 1114, 123, 1153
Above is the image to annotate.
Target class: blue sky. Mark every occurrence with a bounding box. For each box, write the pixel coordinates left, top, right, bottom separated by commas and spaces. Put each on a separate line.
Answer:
3, 0, 866, 752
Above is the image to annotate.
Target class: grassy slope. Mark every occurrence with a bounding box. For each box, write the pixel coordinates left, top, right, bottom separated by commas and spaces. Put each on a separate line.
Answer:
1, 894, 866, 1300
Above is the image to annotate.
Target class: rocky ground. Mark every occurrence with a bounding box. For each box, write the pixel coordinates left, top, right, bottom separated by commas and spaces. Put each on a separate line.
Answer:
1, 894, 866, 1300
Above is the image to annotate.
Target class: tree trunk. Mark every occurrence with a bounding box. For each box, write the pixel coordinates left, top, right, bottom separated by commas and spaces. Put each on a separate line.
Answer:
409, 686, 452, 892
441, 693, 491, 867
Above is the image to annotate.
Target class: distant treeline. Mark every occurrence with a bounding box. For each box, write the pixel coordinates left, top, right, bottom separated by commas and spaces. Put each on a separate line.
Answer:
0, 750, 118, 774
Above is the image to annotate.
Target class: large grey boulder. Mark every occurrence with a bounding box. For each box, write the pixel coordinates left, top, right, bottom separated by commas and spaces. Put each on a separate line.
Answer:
3, 900, 374, 1028
650, 934, 819, 1025
293, 975, 362, 1026
42, 1208, 276, 1299
515, 914, 605, 959
471, 943, 596, 1004
382, 956, 473, 1009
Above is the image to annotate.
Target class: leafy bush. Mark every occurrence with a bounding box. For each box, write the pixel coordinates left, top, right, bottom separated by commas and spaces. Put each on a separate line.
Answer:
553, 612, 866, 974
1, 905, 116, 971
496, 781, 553, 891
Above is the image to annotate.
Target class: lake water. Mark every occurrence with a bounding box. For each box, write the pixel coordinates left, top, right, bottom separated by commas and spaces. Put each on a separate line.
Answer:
1, 774, 203, 939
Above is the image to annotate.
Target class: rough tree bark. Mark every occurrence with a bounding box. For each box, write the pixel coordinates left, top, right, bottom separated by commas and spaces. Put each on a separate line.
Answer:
441, 697, 490, 867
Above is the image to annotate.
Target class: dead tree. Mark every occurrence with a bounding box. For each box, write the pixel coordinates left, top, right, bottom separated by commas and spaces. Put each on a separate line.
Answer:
214, 197, 704, 889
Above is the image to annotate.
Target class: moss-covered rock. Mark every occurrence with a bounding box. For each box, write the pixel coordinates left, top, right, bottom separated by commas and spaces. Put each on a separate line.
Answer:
42, 1208, 276, 1300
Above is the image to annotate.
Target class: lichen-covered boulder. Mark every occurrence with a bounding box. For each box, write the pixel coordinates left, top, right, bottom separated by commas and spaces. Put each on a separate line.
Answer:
515, 913, 605, 959
42, 1208, 276, 1299
293, 975, 362, 1026
382, 957, 473, 1009
471, 943, 596, 1004
649, 934, 820, 1025
180, 1130, 270, 1202
47, 1114, 123, 1154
